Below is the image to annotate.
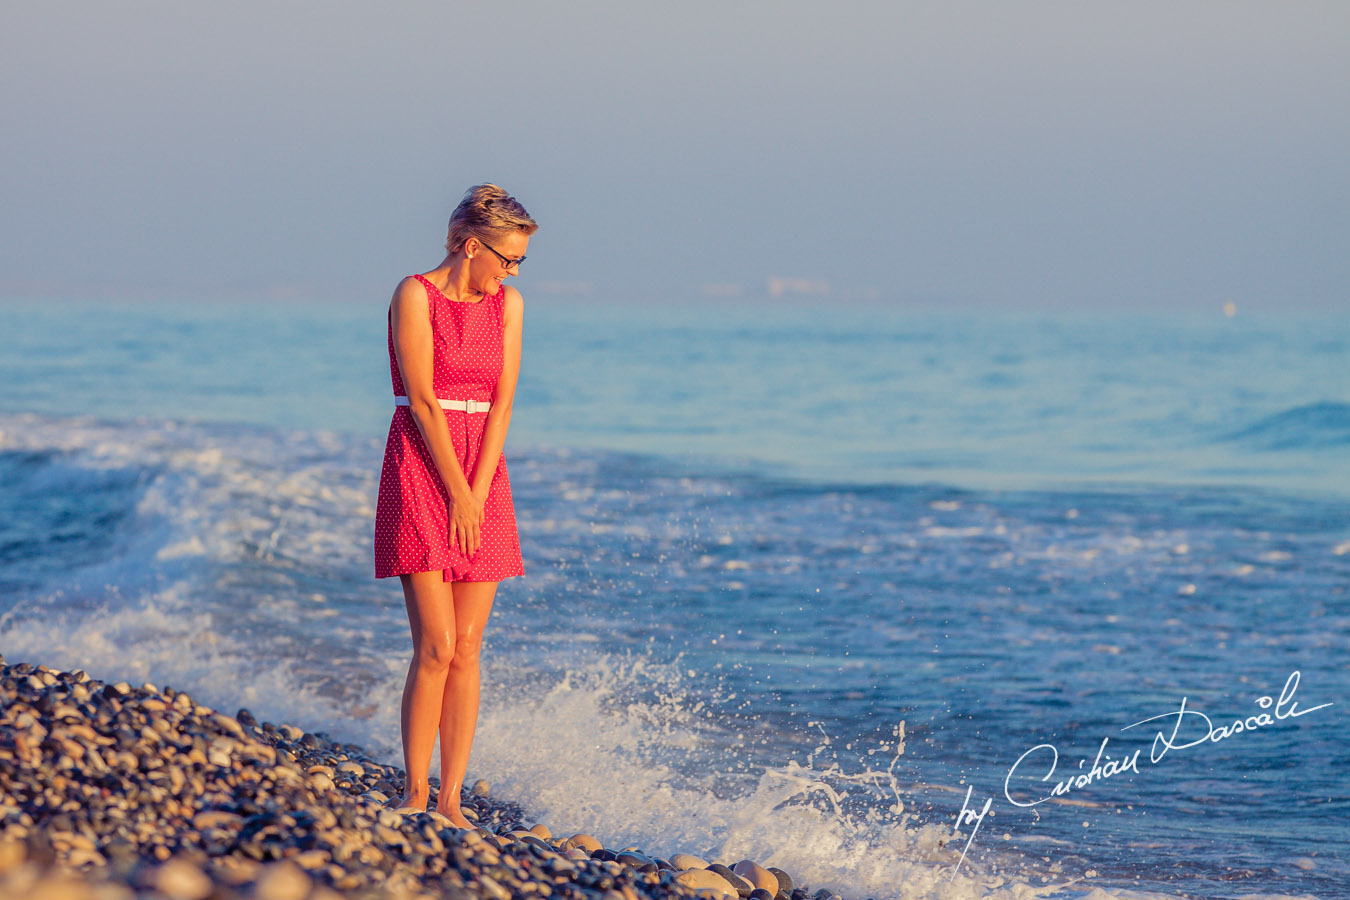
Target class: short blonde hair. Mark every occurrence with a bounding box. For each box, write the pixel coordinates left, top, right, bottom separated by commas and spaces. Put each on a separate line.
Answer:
445, 184, 538, 255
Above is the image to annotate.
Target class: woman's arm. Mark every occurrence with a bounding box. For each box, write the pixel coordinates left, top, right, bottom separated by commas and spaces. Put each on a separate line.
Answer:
390, 277, 483, 553
470, 285, 524, 503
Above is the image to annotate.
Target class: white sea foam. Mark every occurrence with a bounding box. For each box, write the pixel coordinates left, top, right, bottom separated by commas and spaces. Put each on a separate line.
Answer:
458, 658, 1062, 900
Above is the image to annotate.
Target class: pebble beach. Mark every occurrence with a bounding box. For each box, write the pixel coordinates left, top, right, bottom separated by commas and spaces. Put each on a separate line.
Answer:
0, 655, 827, 900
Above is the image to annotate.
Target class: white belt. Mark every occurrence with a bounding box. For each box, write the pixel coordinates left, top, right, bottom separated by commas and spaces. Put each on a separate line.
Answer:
394, 396, 491, 413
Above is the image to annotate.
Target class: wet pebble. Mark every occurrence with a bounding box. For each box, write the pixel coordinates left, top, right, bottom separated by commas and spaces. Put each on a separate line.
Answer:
565, 833, 603, 854
768, 868, 795, 894
675, 868, 738, 899
707, 864, 755, 898
733, 860, 780, 894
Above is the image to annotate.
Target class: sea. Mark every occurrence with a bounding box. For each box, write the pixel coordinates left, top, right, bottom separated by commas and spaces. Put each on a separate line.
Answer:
1, 295, 1346, 900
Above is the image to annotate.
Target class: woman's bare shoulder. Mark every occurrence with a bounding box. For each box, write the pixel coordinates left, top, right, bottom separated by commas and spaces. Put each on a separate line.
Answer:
502, 284, 524, 314
391, 275, 431, 310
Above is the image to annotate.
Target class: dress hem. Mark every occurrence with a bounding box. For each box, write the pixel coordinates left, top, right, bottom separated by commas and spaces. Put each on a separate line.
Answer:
374, 566, 525, 582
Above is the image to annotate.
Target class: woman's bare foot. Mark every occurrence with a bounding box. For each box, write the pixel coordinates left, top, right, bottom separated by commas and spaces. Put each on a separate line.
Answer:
395, 786, 429, 812
434, 801, 474, 829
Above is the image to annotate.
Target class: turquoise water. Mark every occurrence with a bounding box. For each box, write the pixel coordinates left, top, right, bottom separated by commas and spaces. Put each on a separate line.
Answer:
4, 298, 1346, 494
1, 297, 1347, 899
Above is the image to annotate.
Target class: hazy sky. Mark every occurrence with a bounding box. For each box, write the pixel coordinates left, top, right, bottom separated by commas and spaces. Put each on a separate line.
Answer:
2, 2, 1346, 309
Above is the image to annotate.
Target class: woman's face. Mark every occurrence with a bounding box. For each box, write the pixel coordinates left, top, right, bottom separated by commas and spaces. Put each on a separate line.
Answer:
468, 231, 530, 297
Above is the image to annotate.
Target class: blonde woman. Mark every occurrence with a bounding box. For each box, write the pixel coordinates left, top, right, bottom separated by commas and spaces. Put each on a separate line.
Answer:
373, 184, 536, 825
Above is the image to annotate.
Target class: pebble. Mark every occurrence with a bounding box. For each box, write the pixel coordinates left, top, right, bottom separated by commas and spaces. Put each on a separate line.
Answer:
517, 834, 554, 853
375, 825, 407, 847
191, 810, 243, 830
66, 847, 106, 869
212, 713, 245, 738
670, 853, 710, 870
292, 849, 329, 870
708, 864, 755, 898
0, 840, 26, 873
152, 859, 212, 900
675, 868, 739, 899
479, 874, 513, 900
565, 833, 603, 854
733, 860, 780, 894
253, 862, 311, 900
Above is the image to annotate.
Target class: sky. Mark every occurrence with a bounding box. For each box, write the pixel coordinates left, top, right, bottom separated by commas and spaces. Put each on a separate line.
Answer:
1, 1, 1346, 310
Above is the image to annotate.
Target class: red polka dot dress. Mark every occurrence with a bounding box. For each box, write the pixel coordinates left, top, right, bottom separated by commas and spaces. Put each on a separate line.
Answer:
373, 274, 524, 582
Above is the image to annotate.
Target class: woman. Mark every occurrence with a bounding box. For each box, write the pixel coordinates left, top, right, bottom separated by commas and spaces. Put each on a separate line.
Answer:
373, 184, 537, 826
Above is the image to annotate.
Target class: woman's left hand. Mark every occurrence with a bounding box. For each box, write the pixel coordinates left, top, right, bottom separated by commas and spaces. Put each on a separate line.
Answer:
449, 488, 485, 556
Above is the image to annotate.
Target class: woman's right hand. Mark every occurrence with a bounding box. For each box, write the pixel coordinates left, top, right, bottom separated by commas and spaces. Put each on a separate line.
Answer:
449, 489, 485, 557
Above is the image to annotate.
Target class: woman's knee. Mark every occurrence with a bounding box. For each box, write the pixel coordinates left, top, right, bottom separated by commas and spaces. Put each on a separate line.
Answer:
447, 635, 484, 672
413, 633, 455, 671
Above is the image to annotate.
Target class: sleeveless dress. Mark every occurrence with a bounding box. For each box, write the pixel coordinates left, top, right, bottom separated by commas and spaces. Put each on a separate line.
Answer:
373, 274, 524, 582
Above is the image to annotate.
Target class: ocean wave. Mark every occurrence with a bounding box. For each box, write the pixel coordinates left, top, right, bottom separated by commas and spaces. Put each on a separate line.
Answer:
1220, 400, 1350, 450
0, 446, 148, 596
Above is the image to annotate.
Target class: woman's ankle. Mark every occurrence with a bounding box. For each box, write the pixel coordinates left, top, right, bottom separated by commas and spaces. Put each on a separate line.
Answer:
398, 780, 431, 808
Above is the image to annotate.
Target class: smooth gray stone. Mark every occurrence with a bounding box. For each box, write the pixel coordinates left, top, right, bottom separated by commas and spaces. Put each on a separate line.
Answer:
708, 863, 754, 898
768, 868, 795, 894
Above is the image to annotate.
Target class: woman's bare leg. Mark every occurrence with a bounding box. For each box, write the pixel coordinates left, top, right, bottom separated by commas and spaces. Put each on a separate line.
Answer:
397, 570, 456, 811
434, 579, 498, 826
